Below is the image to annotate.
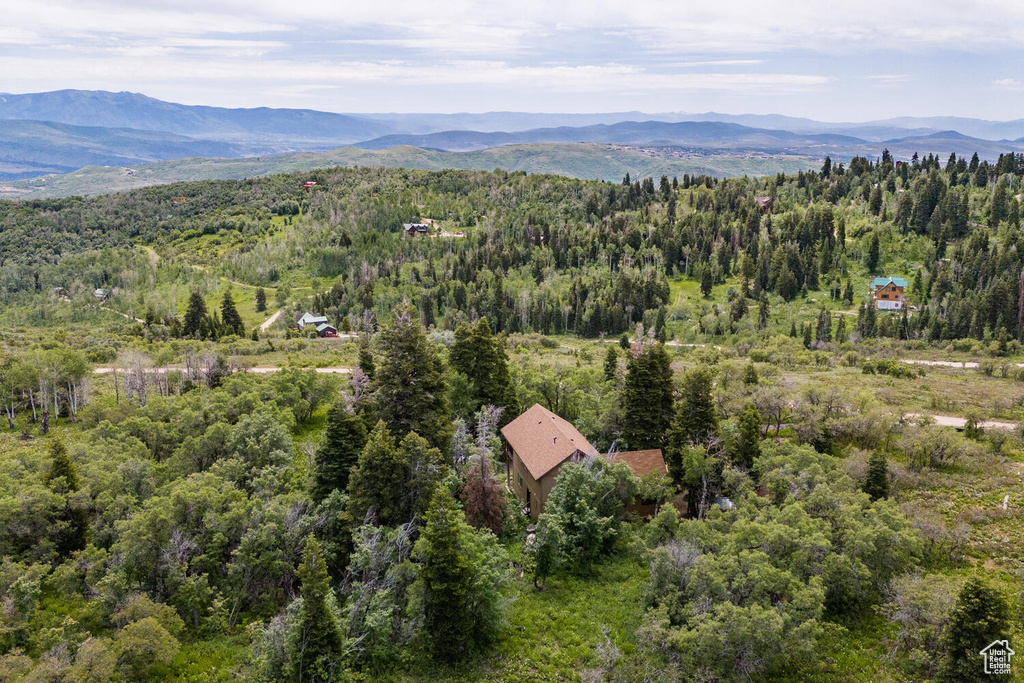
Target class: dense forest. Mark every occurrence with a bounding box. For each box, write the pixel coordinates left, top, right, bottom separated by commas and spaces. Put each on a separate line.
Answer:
0, 154, 1022, 681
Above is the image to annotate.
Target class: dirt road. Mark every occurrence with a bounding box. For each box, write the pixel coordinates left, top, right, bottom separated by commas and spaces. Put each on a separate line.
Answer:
94, 365, 351, 375
905, 413, 1017, 430
259, 309, 283, 331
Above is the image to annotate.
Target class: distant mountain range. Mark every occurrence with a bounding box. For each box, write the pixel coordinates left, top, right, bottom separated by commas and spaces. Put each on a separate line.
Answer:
1, 89, 1024, 189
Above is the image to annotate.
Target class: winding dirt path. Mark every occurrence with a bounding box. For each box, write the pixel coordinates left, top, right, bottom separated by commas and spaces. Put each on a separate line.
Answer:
260, 309, 284, 331
93, 365, 351, 375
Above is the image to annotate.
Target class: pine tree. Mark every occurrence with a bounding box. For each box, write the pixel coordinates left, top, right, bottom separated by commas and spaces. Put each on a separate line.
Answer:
700, 268, 714, 297
861, 452, 889, 501
220, 291, 244, 337
45, 440, 88, 556
835, 315, 847, 343
936, 577, 1010, 683
667, 368, 719, 484
757, 295, 769, 331
802, 321, 813, 348
621, 343, 674, 450
655, 308, 667, 342
843, 279, 854, 304
815, 307, 832, 343
286, 536, 345, 682
742, 364, 759, 385
183, 290, 207, 338
45, 439, 80, 491
450, 317, 512, 415
866, 233, 881, 273
311, 403, 368, 503
416, 486, 477, 662
603, 346, 619, 382
373, 306, 452, 450
733, 404, 761, 470
254, 287, 267, 312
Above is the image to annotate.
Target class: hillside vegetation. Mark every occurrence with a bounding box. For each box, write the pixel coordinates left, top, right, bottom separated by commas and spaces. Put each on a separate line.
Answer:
0, 143, 817, 199
1, 152, 1023, 682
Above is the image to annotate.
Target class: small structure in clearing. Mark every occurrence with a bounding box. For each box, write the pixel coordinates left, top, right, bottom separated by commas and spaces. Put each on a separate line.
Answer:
870, 276, 907, 310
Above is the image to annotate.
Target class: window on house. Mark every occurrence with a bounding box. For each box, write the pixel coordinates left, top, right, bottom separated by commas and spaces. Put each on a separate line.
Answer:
517, 475, 523, 489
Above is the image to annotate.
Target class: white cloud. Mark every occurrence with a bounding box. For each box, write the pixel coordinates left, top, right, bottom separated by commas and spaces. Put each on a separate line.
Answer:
992, 78, 1022, 89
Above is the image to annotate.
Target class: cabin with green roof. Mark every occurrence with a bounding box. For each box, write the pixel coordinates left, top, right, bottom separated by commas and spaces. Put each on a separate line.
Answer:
870, 276, 908, 310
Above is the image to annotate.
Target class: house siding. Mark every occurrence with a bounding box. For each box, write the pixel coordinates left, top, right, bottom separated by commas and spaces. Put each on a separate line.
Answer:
506, 443, 573, 519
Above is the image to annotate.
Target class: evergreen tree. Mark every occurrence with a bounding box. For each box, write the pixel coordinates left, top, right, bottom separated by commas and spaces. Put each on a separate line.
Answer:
450, 317, 512, 415
254, 287, 267, 312
45, 439, 80, 491
757, 295, 769, 331
936, 577, 1011, 683
655, 307, 667, 342
815, 307, 832, 343
742, 364, 759, 386
866, 233, 881, 273
221, 291, 244, 337
667, 368, 719, 483
286, 536, 345, 682
700, 268, 714, 297
619, 334, 630, 350
621, 343, 674, 450
843, 279, 854, 304
861, 452, 889, 501
802, 321, 813, 348
416, 486, 482, 662
603, 346, 619, 382
835, 315, 847, 343
311, 403, 368, 503
344, 421, 447, 529
374, 307, 452, 450
45, 440, 87, 556
733, 404, 761, 470
183, 290, 207, 338
864, 302, 877, 337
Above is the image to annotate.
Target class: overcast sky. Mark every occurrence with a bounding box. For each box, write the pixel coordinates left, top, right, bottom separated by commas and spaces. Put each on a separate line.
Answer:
3, 0, 1024, 120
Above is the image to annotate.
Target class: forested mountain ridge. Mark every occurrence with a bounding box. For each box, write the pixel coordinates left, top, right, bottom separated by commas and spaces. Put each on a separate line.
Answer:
5, 148, 1024, 344
0, 153, 1022, 682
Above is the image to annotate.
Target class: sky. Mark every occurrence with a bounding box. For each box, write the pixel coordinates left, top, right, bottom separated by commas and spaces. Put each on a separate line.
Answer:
3, 0, 1024, 120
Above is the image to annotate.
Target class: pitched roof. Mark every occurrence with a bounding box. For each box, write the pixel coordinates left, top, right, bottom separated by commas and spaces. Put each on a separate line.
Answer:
297, 312, 329, 327
872, 276, 908, 288
613, 449, 667, 478
501, 403, 596, 480
315, 322, 336, 332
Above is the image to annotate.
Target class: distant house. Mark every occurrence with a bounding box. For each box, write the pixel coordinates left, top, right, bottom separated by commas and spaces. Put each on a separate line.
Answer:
754, 196, 774, 213
296, 312, 329, 329
870, 277, 908, 310
501, 403, 598, 518
303, 181, 317, 190
402, 223, 430, 238
93, 288, 108, 301
613, 449, 668, 518
315, 322, 338, 338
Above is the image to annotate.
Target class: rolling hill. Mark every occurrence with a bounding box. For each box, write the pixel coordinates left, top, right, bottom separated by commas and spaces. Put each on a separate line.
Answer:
0, 90, 395, 143
355, 120, 868, 152
0, 119, 251, 180
0, 143, 818, 199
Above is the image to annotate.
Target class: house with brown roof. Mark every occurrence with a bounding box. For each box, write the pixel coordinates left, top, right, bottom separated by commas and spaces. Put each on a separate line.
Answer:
501, 403, 598, 518
613, 449, 669, 518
